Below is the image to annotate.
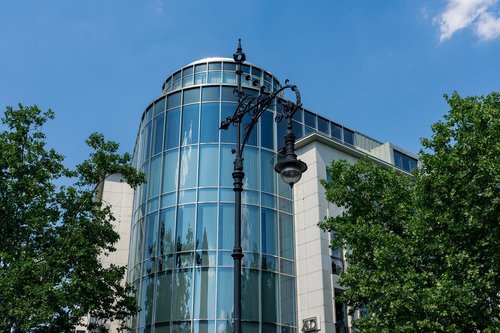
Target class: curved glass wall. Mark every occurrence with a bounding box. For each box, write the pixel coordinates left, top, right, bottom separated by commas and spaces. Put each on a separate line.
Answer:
129, 59, 297, 333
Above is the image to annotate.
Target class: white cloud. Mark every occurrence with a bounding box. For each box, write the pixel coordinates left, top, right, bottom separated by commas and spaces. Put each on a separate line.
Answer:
476, 11, 500, 39
436, 0, 500, 41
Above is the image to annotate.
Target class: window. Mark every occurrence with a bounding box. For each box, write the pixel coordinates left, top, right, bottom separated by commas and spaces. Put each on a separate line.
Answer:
343, 128, 355, 145
393, 150, 418, 172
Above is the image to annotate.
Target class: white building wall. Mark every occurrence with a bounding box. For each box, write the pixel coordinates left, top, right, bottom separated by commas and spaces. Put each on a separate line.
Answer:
293, 134, 396, 333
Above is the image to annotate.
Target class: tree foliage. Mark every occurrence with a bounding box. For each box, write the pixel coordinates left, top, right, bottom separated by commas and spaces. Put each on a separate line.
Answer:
0, 105, 144, 333
319, 92, 500, 333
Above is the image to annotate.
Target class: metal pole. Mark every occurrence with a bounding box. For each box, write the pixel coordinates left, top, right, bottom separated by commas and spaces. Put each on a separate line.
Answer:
232, 39, 244, 333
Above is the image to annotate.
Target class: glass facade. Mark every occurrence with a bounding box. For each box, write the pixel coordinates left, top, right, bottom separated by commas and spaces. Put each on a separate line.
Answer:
129, 59, 297, 333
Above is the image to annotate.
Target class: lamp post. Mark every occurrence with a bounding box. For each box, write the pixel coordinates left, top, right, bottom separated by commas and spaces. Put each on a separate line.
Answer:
219, 39, 307, 333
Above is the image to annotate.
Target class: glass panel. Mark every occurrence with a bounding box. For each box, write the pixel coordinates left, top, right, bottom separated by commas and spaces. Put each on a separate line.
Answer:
173, 71, 181, 82
172, 321, 191, 333
251, 67, 262, 78
292, 107, 302, 122
158, 208, 175, 256
155, 271, 173, 322
179, 146, 198, 189
148, 156, 161, 199
409, 157, 418, 171
143, 122, 152, 161
144, 213, 158, 261
277, 117, 286, 148
155, 322, 170, 333
331, 122, 342, 140
165, 108, 181, 149
140, 275, 155, 326
195, 250, 216, 267
292, 120, 303, 139
146, 105, 153, 123
200, 103, 220, 143
304, 111, 316, 128
220, 103, 237, 143
202, 86, 220, 102
172, 269, 193, 320
241, 190, 259, 205
241, 269, 259, 321
261, 255, 277, 271
194, 268, 216, 319
181, 104, 199, 145
182, 75, 193, 87
197, 204, 217, 250
318, 116, 329, 134
183, 66, 193, 76
262, 323, 277, 333
280, 258, 294, 275
162, 149, 179, 193
216, 321, 233, 333
261, 111, 274, 150
195, 63, 207, 73
219, 188, 234, 202
280, 214, 294, 259
195, 72, 207, 85
242, 252, 260, 269
183, 87, 200, 104
224, 62, 236, 71
219, 145, 233, 187
262, 208, 277, 255
402, 154, 411, 171
161, 192, 176, 208
176, 252, 194, 268
152, 114, 165, 155
222, 86, 238, 102
343, 128, 355, 145
178, 189, 196, 204
194, 321, 215, 333
242, 205, 259, 253
262, 193, 276, 208
278, 173, 292, 199
278, 197, 292, 214
243, 147, 259, 190
242, 322, 259, 333
261, 150, 276, 194
199, 146, 219, 187
217, 268, 234, 319
261, 271, 278, 323
218, 251, 233, 266
208, 71, 221, 84
222, 72, 236, 84
167, 92, 181, 110
198, 188, 218, 202
241, 64, 250, 73
209, 62, 222, 70
281, 275, 296, 326
218, 204, 234, 250
176, 205, 196, 251
154, 98, 165, 116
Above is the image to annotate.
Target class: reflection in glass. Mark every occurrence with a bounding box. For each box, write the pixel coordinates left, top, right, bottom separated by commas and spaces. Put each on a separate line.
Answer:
162, 149, 179, 193
241, 205, 259, 253
176, 205, 195, 251
144, 213, 158, 261
194, 321, 215, 333
280, 214, 294, 260
155, 271, 173, 323
171, 321, 191, 333
165, 108, 180, 149
172, 269, 193, 320
158, 208, 175, 256
218, 204, 234, 250
202, 87, 220, 102
217, 268, 234, 319
199, 145, 219, 187
167, 92, 181, 110
261, 150, 276, 194
242, 147, 259, 190
179, 146, 198, 189
148, 156, 161, 199
261, 271, 278, 323
183, 87, 200, 104
152, 114, 165, 155
220, 103, 237, 143
261, 208, 277, 255
219, 145, 234, 187
140, 275, 154, 326
281, 275, 296, 326
241, 269, 259, 321
200, 103, 220, 143
261, 111, 274, 149
181, 104, 199, 145
197, 204, 217, 250
194, 267, 216, 319
343, 128, 355, 145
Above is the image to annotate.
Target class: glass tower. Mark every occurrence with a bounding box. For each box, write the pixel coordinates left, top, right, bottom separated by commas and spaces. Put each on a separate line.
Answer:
128, 58, 297, 333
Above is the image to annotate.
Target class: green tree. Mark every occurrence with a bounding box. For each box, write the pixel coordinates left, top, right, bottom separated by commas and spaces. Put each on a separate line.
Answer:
319, 92, 500, 333
0, 105, 144, 333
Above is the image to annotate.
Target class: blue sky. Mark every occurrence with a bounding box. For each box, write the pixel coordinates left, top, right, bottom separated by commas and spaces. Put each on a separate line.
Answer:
1, 0, 499, 167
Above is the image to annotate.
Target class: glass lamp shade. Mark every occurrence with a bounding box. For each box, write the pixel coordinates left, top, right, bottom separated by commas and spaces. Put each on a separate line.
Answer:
274, 159, 307, 187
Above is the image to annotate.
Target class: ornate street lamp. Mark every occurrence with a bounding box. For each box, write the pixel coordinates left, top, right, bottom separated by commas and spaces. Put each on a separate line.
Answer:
219, 39, 307, 333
